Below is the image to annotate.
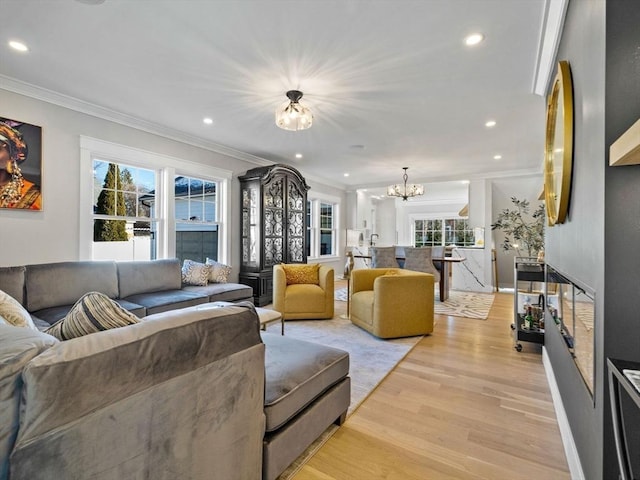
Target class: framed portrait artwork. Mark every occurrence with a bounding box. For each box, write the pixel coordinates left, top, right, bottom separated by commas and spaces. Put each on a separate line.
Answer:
0, 116, 42, 210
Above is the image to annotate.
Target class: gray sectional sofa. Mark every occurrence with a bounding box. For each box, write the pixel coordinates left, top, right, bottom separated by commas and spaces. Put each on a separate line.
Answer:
0, 258, 253, 327
0, 259, 351, 480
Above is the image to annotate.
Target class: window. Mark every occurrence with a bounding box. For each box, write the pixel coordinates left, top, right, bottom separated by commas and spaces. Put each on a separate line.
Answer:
306, 198, 338, 258
92, 159, 157, 261
414, 218, 473, 247
174, 175, 220, 263
80, 136, 231, 263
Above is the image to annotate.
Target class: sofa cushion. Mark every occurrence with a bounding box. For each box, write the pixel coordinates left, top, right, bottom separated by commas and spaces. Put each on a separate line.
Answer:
281, 263, 320, 285
0, 265, 26, 305
279, 284, 326, 314
0, 326, 58, 479
262, 333, 349, 432
45, 292, 141, 341
25, 261, 119, 312
0, 289, 38, 330
205, 258, 232, 283
117, 259, 182, 298
182, 283, 253, 302
181, 259, 212, 286
124, 290, 208, 316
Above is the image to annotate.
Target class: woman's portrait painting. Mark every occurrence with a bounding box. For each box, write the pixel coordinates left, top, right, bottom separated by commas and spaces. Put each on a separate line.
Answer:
0, 117, 42, 210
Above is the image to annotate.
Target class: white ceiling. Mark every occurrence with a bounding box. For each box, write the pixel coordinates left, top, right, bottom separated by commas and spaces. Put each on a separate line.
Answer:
0, 0, 554, 190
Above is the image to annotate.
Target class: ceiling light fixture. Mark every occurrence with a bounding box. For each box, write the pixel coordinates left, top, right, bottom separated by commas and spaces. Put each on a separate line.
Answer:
465, 33, 484, 46
493, 154, 502, 160
275, 90, 313, 131
387, 167, 424, 201
203, 117, 213, 125
485, 120, 496, 127
295, 153, 303, 159
8, 40, 28, 52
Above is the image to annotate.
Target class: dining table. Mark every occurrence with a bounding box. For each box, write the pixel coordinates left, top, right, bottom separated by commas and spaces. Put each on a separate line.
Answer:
352, 254, 465, 302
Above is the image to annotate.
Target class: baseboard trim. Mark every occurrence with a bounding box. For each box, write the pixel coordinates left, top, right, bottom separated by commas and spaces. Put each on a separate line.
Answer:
542, 347, 586, 480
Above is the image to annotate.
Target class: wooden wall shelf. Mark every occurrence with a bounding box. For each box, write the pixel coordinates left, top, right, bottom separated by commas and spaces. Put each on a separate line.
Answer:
610, 119, 640, 166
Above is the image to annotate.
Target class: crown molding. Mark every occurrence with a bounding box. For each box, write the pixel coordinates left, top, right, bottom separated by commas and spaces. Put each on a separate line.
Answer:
0, 74, 271, 167
532, 0, 570, 96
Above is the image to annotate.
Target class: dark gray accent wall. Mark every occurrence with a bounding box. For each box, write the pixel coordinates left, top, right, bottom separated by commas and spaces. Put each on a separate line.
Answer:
603, 0, 640, 477
545, 1, 605, 478
546, 0, 640, 478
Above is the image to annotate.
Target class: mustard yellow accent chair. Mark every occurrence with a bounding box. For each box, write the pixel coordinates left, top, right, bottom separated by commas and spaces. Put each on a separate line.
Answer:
350, 268, 434, 338
273, 264, 334, 320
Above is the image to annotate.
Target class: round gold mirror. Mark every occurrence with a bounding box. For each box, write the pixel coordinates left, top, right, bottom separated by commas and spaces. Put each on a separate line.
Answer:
544, 60, 574, 226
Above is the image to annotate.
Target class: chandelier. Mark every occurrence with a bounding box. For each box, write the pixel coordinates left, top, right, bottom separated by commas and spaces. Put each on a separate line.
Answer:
275, 90, 313, 131
387, 167, 424, 201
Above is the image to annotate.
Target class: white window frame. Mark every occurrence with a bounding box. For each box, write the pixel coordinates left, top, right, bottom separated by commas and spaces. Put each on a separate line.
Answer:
409, 213, 474, 247
79, 136, 232, 262
307, 192, 340, 260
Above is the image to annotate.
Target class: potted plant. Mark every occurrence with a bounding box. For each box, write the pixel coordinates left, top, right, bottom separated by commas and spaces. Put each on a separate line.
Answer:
491, 197, 545, 261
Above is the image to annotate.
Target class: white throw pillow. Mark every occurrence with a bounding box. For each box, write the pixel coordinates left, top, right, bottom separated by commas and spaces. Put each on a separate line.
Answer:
205, 258, 232, 283
0, 289, 38, 331
181, 259, 213, 286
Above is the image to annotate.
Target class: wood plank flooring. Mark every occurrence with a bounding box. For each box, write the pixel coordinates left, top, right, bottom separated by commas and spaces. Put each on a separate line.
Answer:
291, 289, 571, 480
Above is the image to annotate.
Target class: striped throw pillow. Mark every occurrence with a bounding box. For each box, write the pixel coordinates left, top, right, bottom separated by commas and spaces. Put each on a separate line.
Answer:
45, 292, 140, 341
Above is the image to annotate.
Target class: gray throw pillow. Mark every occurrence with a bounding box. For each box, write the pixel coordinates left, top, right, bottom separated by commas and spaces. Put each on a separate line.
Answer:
370, 247, 399, 268
45, 292, 140, 341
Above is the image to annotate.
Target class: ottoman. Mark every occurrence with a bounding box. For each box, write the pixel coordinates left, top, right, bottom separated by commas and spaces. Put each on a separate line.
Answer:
261, 332, 351, 480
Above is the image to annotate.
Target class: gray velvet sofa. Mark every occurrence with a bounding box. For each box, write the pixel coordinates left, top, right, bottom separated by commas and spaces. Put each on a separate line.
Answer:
0, 260, 351, 480
0, 258, 253, 328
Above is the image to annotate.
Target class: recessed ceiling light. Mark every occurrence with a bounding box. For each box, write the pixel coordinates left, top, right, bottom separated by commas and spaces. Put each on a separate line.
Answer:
343, 173, 350, 177
8, 40, 28, 52
485, 120, 496, 128
493, 154, 502, 160
465, 33, 484, 46
295, 153, 303, 159
203, 117, 213, 125
461, 180, 470, 184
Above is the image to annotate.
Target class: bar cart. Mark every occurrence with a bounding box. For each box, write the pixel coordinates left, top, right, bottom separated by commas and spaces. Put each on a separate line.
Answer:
512, 257, 545, 352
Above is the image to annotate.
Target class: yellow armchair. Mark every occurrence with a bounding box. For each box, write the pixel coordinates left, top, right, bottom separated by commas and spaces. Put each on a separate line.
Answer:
350, 268, 434, 338
273, 264, 334, 320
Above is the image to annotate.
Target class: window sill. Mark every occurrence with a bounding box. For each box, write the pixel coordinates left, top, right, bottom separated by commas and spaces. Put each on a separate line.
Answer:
308, 255, 340, 263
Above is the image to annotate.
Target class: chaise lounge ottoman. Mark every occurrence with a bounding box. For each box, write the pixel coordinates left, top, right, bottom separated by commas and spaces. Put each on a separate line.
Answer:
261, 332, 350, 480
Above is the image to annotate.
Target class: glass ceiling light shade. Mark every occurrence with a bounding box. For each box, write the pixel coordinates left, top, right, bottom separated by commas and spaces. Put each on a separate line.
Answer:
387, 167, 424, 201
275, 90, 313, 131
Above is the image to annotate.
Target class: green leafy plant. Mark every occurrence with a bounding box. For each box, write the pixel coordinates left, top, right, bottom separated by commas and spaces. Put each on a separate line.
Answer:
491, 197, 545, 257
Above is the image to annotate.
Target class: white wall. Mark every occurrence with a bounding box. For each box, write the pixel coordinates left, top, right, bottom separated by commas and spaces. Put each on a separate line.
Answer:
490, 175, 544, 289
468, 179, 494, 288
0, 90, 346, 278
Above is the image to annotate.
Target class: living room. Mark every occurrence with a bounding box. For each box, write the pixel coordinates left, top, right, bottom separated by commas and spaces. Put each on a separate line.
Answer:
1, 1, 639, 479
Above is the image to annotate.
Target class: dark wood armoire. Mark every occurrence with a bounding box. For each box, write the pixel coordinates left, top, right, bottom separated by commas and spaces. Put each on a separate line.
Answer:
238, 164, 310, 306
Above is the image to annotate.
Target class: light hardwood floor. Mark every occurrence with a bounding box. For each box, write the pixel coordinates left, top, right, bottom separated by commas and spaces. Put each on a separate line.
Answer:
291, 287, 571, 480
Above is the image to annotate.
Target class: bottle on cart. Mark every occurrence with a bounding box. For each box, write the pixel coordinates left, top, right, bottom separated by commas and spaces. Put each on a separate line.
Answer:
524, 306, 534, 330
